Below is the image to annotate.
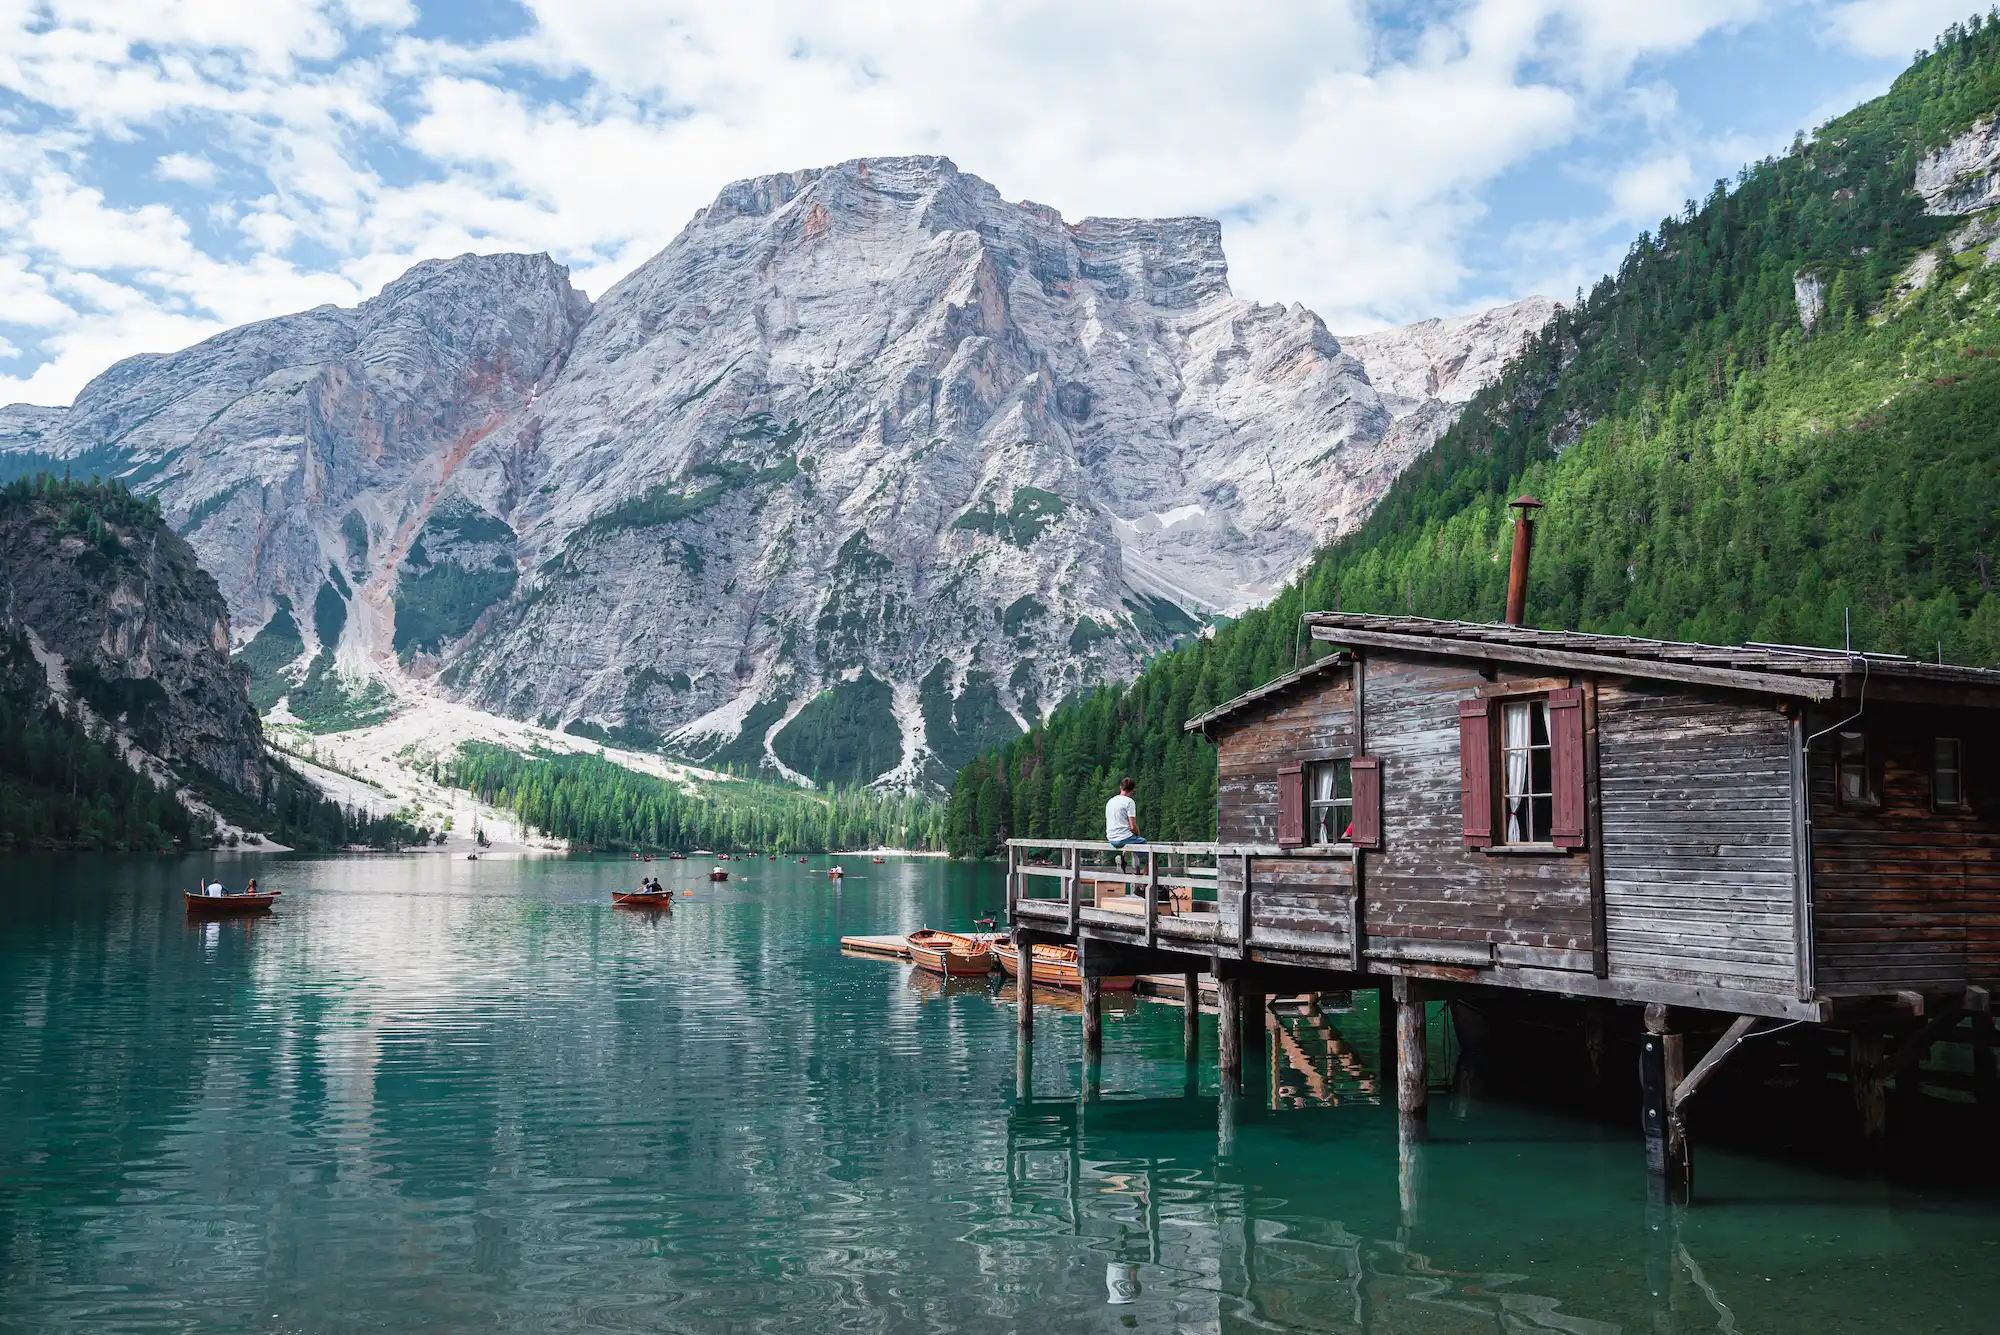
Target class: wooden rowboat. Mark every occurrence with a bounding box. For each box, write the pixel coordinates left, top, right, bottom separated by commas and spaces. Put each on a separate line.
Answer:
613, 890, 673, 907
709, 868, 729, 881
995, 942, 1134, 991
906, 929, 994, 977
185, 890, 279, 915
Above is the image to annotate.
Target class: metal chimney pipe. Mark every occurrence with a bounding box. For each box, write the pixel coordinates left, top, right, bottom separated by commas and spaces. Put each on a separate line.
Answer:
1504, 495, 1543, 626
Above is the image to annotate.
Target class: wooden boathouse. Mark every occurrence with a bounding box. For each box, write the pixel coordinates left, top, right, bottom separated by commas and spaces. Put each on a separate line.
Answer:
1007, 511, 1999, 1194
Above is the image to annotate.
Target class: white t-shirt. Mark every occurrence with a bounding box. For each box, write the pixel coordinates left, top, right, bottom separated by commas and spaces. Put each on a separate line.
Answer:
1105, 793, 1137, 842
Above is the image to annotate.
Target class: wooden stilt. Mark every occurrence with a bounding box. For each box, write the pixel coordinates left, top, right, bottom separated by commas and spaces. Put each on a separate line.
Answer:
1183, 972, 1201, 1064
1218, 979, 1242, 1085
1397, 1102, 1426, 1228
1850, 1028, 1888, 1142
1377, 982, 1398, 1100
1016, 938, 1034, 1035
1082, 975, 1103, 1060
1395, 977, 1427, 1125
1641, 1003, 1689, 1200
1218, 1078, 1238, 1157
1016, 1037, 1032, 1102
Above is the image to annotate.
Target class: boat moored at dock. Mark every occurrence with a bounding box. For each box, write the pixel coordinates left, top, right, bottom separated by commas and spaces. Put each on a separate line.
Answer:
907, 929, 994, 977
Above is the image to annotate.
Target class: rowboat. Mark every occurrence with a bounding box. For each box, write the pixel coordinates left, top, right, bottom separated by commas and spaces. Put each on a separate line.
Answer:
995, 942, 1134, 991
709, 868, 729, 881
613, 890, 673, 908
906, 929, 994, 977
184, 890, 280, 915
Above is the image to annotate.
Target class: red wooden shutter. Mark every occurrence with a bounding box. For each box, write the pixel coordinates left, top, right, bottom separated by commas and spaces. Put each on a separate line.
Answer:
1458, 698, 1494, 848
1277, 764, 1305, 848
1549, 687, 1586, 848
1349, 756, 1382, 850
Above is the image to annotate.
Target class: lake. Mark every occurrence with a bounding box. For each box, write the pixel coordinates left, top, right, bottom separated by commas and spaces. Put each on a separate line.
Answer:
3, 853, 1997, 1332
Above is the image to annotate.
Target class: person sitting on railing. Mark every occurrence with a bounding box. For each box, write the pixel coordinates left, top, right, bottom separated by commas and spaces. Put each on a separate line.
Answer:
1105, 776, 1145, 870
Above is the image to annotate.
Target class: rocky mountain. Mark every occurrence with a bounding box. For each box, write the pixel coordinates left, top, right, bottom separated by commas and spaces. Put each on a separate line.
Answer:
0, 157, 1550, 790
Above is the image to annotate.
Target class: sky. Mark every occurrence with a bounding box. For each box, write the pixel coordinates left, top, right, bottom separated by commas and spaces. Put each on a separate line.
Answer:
0, 0, 1979, 407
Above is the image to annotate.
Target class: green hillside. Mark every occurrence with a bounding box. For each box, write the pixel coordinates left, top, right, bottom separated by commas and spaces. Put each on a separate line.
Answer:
947, 20, 2000, 856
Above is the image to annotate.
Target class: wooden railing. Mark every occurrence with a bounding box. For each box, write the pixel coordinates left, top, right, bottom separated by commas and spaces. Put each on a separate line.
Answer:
1004, 838, 1355, 956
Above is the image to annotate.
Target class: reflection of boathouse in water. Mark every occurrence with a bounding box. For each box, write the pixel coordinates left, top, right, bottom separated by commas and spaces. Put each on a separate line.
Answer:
1008, 501, 2000, 1197
1003, 1088, 1682, 1333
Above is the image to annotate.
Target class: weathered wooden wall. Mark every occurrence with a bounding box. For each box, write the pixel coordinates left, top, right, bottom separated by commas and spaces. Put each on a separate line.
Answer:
1360, 655, 1595, 969
1811, 703, 2000, 994
1597, 685, 1800, 996
1216, 670, 1356, 958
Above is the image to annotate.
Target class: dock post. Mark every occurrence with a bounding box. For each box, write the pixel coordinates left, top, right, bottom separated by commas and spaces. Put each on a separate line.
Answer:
1395, 977, 1428, 1130
1641, 1003, 1689, 1199
1015, 937, 1034, 1036
1377, 982, 1398, 1100
1082, 975, 1103, 1060
1218, 979, 1242, 1085
1849, 1028, 1888, 1143
1398, 1102, 1426, 1229
1183, 972, 1201, 1063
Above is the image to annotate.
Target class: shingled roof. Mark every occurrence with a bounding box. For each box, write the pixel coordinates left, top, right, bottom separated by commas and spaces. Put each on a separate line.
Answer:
1184, 612, 2000, 734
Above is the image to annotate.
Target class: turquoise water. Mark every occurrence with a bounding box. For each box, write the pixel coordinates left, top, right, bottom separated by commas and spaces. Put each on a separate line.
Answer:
3, 853, 1997, 1333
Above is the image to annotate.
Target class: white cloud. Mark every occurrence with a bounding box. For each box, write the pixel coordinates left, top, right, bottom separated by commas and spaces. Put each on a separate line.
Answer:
0, 0, 1929, 406
1825, 0, 1972, 59
155, 152, 218, 185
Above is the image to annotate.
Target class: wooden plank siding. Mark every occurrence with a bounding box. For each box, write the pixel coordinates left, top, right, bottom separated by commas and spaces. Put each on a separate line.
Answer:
1216, 672, 1357, 959
1596, 685, 1801, 996
1809, 703, 2000, 995
1359, 655, 1595, 967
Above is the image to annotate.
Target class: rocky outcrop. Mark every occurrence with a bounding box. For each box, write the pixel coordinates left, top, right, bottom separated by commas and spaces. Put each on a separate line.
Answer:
0, 480, 269, 795
1794, 270, 1827, 334
0, 157, 1549, 789
1917, 117, 2000, 215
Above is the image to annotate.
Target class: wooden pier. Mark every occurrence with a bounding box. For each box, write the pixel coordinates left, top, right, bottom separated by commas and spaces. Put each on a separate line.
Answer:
1007, 602, 2000, 1199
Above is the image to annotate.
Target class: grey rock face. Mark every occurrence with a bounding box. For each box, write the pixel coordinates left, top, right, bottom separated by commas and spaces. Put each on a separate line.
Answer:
1917, 117, 2000, 215
1, 157, 1549, 789
1794, 270, 1827, 335
0, 485, 269, 795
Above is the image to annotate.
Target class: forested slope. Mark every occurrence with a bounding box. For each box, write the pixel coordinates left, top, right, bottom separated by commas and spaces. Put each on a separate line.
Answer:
947, 20, 2000, 856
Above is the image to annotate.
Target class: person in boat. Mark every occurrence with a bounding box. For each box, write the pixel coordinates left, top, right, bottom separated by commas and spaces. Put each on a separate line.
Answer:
1106, 775, 1145, 868
244, 878, 258, 897
204, 878, 226, 897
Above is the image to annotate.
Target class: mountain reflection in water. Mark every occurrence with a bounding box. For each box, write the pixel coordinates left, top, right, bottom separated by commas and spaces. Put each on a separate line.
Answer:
1, 853, 1995, 1333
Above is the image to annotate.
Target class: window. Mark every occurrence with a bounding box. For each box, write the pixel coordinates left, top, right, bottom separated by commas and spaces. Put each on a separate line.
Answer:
1460, 688, 1585, 851
1935, 737, 1966, 809
1837, 730, 1876, 806
1306, 759, 1352, 844
1500, 698, 1554, 844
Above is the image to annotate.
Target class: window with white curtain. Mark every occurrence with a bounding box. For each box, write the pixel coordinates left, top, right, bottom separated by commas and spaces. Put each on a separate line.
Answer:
1306, 759, 1352, 844
1501, 699, 1553, 844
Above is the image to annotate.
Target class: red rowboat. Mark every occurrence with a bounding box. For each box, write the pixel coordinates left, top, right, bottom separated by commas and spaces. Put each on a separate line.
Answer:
996, 942, 1134, 991
906, 929, 994, 977
613, 890, 673, 908
184, 890, 280, 915
709, 868, 729, 881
